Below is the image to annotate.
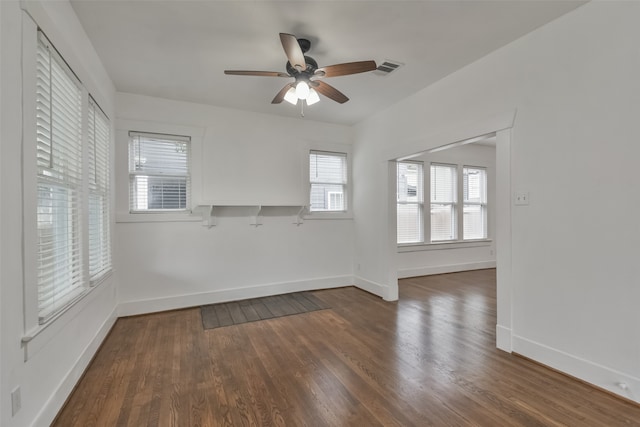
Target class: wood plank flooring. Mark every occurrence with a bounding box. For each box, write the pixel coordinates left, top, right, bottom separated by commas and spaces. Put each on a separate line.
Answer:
53, 269, 640, 426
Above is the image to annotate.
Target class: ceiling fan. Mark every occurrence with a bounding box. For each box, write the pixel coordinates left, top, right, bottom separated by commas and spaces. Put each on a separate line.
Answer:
224, 33, 377, 107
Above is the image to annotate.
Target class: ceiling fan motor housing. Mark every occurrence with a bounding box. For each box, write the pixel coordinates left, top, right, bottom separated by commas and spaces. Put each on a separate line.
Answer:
286, 55, 319, 77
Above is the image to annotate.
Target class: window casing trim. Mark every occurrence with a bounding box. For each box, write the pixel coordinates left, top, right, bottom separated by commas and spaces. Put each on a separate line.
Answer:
22, 24, 114, 341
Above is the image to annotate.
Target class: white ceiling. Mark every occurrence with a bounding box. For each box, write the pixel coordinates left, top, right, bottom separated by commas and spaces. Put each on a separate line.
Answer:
70, 0, 585, 125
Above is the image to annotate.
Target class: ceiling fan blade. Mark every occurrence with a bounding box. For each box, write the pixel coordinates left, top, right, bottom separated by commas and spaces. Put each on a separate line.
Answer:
279, 33, 306, 71
225, 70, 289, 77
312, 80, 349, 104
271, 83, 294, 104
315, 60, 377, 78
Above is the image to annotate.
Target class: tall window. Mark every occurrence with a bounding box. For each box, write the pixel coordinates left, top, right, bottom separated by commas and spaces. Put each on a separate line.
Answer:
36, 32, 85, 322
309, 151, 347, 212
397, 161, 424, 243
463, 167, 488, 240
430, 163, 457, 241
128, 132, 191, 212
88, 98, 111, 281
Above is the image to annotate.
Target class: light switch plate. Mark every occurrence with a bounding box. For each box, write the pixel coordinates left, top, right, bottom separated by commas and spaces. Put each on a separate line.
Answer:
515, 191, 529, 206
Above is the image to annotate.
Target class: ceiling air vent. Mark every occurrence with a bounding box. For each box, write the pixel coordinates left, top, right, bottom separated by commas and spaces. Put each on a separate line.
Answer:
374, 60, 403, 76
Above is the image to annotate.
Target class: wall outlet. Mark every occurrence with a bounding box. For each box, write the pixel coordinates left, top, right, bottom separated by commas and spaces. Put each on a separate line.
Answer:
11, 386, 21, 416
514, 191, 530, 206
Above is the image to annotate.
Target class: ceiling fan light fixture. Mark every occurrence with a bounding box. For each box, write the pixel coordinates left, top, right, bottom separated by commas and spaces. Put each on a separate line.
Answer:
284, 87, 298, 105
295, 81, 310, 99
306, 88, 320, 106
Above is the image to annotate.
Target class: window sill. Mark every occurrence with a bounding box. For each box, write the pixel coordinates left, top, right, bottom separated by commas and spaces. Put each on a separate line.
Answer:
303, 211, 353, 220
21, 275, 113, 360
116, 212, 201, 223
398, 239, 492, 253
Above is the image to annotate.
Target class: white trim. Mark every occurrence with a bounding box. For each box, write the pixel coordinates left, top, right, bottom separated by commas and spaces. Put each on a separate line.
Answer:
382, 110, 516, 162
114, 119, 205, 221
513, 335, 640, 404
118, 275, 353, 317
495, 129, 513, 347
496, 324, 512, 352
397, 261, 496, 279
303, 212, 353, 220
398, 239, 492, 253
353, 275, 389, 300
386, 110, 515, 353
31, 305, 117, 427
115, 212, 201, 223
21, 278, 114, 360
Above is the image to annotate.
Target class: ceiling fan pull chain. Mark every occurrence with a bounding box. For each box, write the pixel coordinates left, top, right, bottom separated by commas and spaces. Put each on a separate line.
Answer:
300, 100, 305, 118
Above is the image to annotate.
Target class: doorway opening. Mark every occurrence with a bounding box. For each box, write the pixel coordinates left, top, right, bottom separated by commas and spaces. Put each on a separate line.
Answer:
388, 128, 512, 352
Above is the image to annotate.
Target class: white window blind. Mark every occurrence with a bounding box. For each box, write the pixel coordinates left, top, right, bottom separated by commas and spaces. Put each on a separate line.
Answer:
430, 163, 457, 241
397, 161, 424, 244
309, 151, 347, 212
129, 132, 191, 212
463, 166, 487, 240
36, 31, 85, 322
88, 98, 111, 281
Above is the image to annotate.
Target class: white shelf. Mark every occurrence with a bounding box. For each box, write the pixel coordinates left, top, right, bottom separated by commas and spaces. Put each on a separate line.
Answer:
195, 203, 307, 228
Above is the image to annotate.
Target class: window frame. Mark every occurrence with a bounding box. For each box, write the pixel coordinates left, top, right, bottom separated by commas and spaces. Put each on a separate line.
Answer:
430, 162, 458, 242
23, 29, 113, 330
397, 160, 491, 248
127, 131, 192, 214
306, 148, 352, 219
396, 160, 424, 244
88, 97, 112, 284
462, 165, 488, 240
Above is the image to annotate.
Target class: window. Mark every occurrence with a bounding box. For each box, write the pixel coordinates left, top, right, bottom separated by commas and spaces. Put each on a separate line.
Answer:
430, 163, 457, 241
35, 32, 85, 322
463, 167, 488, 240
88, 98, 111, 281
397, 159, 490, 245
397, 161, 424, 244
128, 132, 191, 212
309, 150, 347, 212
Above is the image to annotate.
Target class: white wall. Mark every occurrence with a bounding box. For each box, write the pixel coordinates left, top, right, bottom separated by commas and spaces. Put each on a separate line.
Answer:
397, 143, 497, 278
0, 2, 117, 426
114, 93, 356, 315
353, 1, 640, 401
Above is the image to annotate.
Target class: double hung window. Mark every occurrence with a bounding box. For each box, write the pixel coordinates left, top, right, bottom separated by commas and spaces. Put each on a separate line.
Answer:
463, 167, 488, 240
88, 99, 111, 281
34, 31, 111, 323
397, 160, 489, 245
397, 162, 424, 244
128, 132, 191, 212
430, 163, 457, 241
309, 151, 347, 212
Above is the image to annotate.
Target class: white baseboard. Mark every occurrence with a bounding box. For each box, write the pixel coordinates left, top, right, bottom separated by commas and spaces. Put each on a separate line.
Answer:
118, 275, 353, 317
352, 275, 389, 300
513, 335, 640, 404
398, 260, 496, 279
496, 324, 512, 352
33, 305, 118, 427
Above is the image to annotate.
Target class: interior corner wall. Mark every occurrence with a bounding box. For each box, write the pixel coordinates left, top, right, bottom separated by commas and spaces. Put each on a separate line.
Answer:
114, 93, 355, 315
0, 2, 117, 426
353, 1, 640, 402
397, 143, 497, 279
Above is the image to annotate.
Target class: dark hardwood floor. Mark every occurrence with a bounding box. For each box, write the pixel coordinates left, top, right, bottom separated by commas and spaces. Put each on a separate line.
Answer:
54, 269, 640, 426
